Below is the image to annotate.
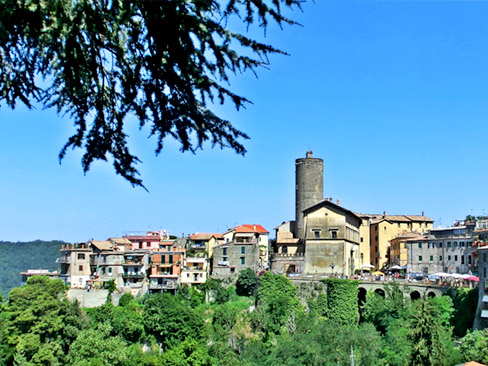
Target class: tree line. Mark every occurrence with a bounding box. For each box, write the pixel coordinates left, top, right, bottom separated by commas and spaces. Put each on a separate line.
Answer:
0, 269, 487, 365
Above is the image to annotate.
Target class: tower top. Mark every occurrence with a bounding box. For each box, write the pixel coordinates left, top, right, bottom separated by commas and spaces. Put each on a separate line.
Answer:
306, 151, 313, 158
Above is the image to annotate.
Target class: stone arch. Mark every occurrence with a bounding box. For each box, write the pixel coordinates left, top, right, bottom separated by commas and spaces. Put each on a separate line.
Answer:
427, 291, 436, 298
410, 290, 421, 301
374, 288, 385, 297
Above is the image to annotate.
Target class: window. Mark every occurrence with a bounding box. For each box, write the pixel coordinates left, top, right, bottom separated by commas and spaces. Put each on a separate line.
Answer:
360, 237, 364, 242
419, 256, 423, 261
439, 256, 443, 261
223, 248, 228, 256
241, 246, 246, 254
468, 255, 472, 264
430, 256, 433, 262
313, 230, 321, 239
79, 265, 83, 271
169, 255, 173, 264
448, 255, 451, 261
439, 242, 443, 248
460, 242, 465, 247
447, 242, 451, 248
454, 255, 458, 262
240, 257, 245, 265
454, 242, 458, 247
461, 256, 465, 264
484, 253, 487, 262
331, 230, 338, 239
230, 268, 235, 273
108, 267, 112, 273
101, 267, 106, 274
77, 253, 85, 260
418, 243, 423, 249
222, 256, 228, 262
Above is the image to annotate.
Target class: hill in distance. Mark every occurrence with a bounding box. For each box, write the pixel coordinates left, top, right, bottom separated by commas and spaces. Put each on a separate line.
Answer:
0, 240, 66, 296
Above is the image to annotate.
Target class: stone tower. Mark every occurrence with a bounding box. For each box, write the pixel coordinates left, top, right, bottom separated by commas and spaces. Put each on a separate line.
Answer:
295, 151, 324, 239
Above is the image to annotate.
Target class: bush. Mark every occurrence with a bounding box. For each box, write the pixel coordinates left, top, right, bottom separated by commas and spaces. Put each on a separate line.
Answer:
459, 329, 488, 364
323, 278, 359, 325
236, 269, 258, 297
118, 293, 134, 307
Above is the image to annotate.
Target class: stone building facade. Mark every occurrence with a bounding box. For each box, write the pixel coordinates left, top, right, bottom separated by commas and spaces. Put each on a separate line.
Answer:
405, 224, 476, 274
212, 225, 268, 278
302, 199, 362, 276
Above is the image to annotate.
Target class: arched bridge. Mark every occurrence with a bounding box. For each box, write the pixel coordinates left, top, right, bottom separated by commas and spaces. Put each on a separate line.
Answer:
290, 275, 452, 300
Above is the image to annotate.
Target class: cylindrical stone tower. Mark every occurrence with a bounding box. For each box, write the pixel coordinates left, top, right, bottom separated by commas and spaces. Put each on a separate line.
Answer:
295, 151, 324, 239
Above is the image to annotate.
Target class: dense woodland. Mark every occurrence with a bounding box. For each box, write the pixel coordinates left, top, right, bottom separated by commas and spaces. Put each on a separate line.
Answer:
0, 270, 487, 365
0, 241, 63, 296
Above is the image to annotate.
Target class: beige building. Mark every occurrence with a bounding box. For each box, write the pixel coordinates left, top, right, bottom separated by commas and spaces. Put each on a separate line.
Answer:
303, 199, 362, 276
58, 242, 92, 288
180, 257, 208, 285
367, 215, 433, 270
187, 233, 224, 258
389, 231, 425, 268
358, 215, 373, 269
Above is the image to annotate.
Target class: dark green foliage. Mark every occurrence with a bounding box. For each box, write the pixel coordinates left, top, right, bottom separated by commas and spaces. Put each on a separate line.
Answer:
407, 300, 456, 366
243, 317, 382, 366
177, 285, 205, 307
0, 240, 64, 296
255, 273, 300, 335
160, 338, 217, 366
118, 293, 135, 307
203, 278, 230, 304
323, 278, 359, 325
143, 293, 204, 349
362, 283, 409, 333
236, 269, 258, 297
308, 293, 328, 318
459, 329, 488, 364
447, 287, 478, 336
0, 0, 302, 186
0, 276, 85, 365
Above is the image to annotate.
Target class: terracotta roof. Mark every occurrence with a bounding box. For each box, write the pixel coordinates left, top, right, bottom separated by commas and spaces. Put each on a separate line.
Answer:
230, 224, 269, 234
304, 199, 361, 221
189, 233, 223, 240
124, 235, 161, 241
391, 231, 425, 241
90, 240, 113, 251
108, 237, 132, 245
371, 215, 433, 224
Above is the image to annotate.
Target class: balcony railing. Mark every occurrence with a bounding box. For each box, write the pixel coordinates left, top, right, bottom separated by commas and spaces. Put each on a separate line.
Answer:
123, 261, 144, 266
122, 273, 145, 279
149, 281, 177, 290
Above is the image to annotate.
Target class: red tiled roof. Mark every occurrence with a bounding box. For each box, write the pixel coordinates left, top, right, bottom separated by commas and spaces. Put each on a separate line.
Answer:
189, 233, 223, 240
232, 224, 269, 234
125, 235, 161, 241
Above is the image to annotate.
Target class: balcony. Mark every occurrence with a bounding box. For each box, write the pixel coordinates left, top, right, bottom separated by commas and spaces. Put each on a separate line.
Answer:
149, 280, 177, 290
122, 273, 144, 279
123, 261, 144, 266
56, 256, 71, 263
217, 261, 229, 266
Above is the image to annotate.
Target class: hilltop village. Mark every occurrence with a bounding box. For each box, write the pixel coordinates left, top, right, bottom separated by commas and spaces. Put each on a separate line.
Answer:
23, 152, 488, 321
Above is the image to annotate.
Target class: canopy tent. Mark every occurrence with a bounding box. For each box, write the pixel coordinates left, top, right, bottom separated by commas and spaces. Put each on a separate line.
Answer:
372, 271, 385, 276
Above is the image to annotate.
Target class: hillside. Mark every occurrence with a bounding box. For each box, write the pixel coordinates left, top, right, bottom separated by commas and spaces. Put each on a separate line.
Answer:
0, 240, 65, 296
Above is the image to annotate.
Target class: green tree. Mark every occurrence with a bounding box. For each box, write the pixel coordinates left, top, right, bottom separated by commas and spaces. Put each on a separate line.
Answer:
160, 338, 217, 366
0, 0, 302, 186
407, 300, 454, 366
0, 276, 84, 365
323, 278, 359, 325
447, 287, 478, 336
362, 283, 409, 333
235, 269, 258, 297
458, 329, 488, 364
255, 273, 301, 335
203, 279, 230, 304
143, 293, 204, 349
66, 323, 132, 366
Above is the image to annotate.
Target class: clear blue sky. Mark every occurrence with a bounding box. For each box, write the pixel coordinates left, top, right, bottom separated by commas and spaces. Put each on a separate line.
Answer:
2, 0, 488, 242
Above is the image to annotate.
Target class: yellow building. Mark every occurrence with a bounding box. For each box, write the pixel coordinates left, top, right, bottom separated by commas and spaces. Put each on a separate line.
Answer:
367, 215, 433, 270
303, 199, 362, 276
389, 232, 425, 268
358, 215, 373, 269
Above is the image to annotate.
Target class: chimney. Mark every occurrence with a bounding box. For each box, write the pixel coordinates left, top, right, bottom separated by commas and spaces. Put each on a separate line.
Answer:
306, 151, 313, 158
383, 211, 386, 218
421, 211, 424, 216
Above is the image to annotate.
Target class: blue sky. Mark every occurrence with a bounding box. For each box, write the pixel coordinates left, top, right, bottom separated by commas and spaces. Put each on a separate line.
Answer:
2, 0, 488, 242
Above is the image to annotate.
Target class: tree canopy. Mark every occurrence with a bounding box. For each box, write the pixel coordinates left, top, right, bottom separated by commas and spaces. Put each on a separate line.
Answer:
0, 0, 301, 186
